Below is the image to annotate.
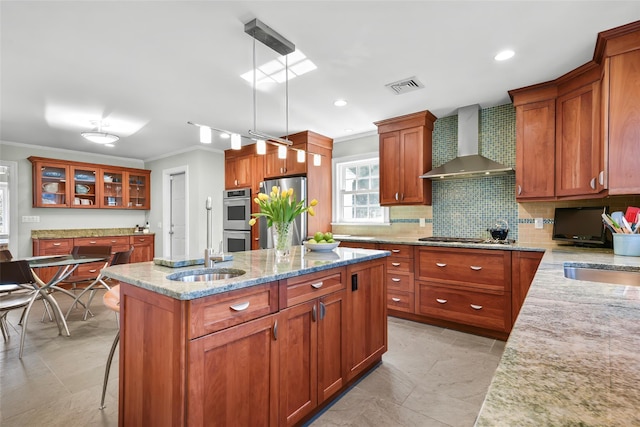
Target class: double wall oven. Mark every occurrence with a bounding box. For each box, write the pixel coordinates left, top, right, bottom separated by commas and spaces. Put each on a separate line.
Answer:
222, 188, 252, 252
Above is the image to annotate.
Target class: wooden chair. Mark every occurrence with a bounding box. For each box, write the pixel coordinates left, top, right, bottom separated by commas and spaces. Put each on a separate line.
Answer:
0, 249, 13, 262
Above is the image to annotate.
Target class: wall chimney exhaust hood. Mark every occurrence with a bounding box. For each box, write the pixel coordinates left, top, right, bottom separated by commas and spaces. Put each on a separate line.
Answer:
420, 104, 514, 180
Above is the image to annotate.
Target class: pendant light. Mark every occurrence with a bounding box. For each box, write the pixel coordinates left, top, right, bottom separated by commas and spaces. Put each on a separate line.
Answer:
81, 121, 119, 145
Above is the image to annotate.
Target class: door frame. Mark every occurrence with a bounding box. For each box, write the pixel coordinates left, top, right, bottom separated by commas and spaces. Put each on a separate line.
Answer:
162, 166, 189, 258
0, 160, 18, 257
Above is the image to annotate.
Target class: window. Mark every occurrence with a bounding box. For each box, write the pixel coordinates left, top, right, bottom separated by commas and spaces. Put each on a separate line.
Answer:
334, 156, 388, 224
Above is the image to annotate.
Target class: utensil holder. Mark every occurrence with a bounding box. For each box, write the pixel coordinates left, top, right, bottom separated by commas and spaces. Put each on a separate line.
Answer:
613, 234, 640, 256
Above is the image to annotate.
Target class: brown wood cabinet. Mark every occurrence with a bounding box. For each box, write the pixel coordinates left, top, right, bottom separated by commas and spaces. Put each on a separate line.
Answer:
130, 234, 154, 264
28, 156, 150, 209
375, 111, 436, 206
225, 153, 253, 189
511, 251, 544, 324
606, 48, 640, 194
510, 20, 640, 201
380, 243, 415, 314
345, 259, 387, 381
118, 261, 386, 427
279, 269, 346, 426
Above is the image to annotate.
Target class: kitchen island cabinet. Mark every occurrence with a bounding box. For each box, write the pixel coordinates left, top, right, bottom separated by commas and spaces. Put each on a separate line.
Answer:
102, 247, 388, 427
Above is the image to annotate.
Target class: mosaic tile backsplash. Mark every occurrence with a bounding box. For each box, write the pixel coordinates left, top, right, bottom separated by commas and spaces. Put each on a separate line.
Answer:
432, 104, 518, 240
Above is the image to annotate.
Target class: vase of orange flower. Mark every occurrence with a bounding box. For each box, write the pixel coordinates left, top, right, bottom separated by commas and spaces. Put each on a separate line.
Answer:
249, 186, 318, 260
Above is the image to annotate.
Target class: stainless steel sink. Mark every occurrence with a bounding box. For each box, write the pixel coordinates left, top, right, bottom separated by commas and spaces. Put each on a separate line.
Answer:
167, 268, 246, 282
564, 265, 640, 286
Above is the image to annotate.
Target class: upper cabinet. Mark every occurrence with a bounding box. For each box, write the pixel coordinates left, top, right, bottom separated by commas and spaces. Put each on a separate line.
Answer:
510, 20, 640, 201
375, 110, 436, 206
29, 156, 151, 209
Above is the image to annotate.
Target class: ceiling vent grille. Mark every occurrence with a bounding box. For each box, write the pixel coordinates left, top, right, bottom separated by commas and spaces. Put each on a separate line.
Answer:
385, 77, 424, 95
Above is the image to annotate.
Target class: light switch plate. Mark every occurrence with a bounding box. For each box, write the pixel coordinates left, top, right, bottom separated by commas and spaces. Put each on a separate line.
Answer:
21, 215, 40, 223
534, 218, 543, 229
419, 218, 426, 228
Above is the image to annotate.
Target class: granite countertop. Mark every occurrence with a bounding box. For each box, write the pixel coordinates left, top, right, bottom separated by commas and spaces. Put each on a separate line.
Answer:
101, 245, 389, 300
335, 234, 545, 252
475, 248, 640, 426
32, 228, 154, 239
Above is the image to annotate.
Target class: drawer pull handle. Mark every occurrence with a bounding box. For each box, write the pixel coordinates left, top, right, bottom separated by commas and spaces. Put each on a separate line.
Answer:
311, 281, 324, 289
139, 239, 145, 242
391, 298, 401, 302
111, 240, 117, 243
470, 304, 483, 310
590, 177, 596, 190
436, 263, 447, 267
391, 262, 401, 267
53, 243, 61, 246
273, 320, 278, 340
391, 278, 401, 282
319, 302, 326, 320
312, 305, 317, 322
391, 249, 401, 253
89, 241, 97, 244
229, 301, 250, 311
436, 298, 448, 304
470, 266, 482, 271
89, 269, 97, 273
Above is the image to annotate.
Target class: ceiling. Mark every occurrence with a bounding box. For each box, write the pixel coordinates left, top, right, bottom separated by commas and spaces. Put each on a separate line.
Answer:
2, 1, 639, 161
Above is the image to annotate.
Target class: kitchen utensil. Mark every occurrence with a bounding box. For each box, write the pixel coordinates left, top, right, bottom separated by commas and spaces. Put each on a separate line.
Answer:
75, 184, 90, 194
625, 206, 640, 223
488, 220, 509, 240
42, 182, 59, 193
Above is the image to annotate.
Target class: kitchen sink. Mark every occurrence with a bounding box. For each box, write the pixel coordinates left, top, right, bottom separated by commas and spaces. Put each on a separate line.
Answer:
564, 265, 640, 286
167, 268, 246, 282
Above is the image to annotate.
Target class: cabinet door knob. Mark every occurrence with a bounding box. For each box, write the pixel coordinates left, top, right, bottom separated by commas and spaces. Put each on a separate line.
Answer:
391, 278, 401, 282
470, 266, 482, 271
311, 281, 323, 289
470, 304, 483, 310
436, 298, 448, 304
517, 185, 522, 195
229, 301, 250, 311
395, 192, 399, 201
590, 177, 596, 190
599, 170, 604, 186
391, 297, 401, 302
436, 263, 447, 267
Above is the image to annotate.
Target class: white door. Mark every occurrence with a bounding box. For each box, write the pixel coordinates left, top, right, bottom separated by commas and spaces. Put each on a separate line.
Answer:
170, 172, 187, 258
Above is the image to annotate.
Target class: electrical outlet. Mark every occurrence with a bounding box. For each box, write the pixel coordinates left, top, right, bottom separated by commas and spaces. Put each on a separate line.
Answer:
534, 218, 543, 229
419, 218, 426, 228
21, 215, 40, 223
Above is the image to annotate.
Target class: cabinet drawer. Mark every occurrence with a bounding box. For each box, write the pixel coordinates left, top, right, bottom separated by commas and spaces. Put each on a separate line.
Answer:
387, 290, 414, 313
74, 236, 130, 253
386, 258, 413, 273
386, 272, 414, 292
75, 262, 108, 278
130, 235, 154, 246
189, 282, 278, 339
282, 269, 345, 307
417, 283, 510, 332
416, 247, 511, 291
339, 241, 377, 250
37, 239, 73, 254
378, 244, 413, 259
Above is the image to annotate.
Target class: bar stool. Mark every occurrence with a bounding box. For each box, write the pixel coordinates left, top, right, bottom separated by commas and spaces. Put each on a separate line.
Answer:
100, 284, 120, 409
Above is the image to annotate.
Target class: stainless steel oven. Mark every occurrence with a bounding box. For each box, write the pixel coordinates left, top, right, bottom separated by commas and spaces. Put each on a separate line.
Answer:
222, 188, 251, 231
223, 230, 251, 253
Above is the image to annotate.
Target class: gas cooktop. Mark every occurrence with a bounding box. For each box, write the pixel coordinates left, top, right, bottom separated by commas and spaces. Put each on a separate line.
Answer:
418, 236, 516, 245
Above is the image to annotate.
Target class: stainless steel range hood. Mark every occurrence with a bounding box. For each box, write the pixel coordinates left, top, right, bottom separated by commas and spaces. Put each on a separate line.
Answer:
420, 104, 514, 180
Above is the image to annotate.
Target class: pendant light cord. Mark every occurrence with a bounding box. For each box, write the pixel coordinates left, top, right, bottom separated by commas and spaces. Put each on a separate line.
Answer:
253, 37, 257, 132
285, 54, 289, 140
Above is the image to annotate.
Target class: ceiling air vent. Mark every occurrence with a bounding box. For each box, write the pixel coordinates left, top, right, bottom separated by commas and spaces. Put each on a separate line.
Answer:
385, 77, 424, 95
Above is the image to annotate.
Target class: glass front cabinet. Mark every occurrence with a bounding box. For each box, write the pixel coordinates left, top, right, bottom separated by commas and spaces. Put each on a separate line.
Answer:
29, 157, 151, 210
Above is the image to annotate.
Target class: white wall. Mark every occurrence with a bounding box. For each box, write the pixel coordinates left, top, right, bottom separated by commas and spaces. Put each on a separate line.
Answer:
333, 133, 378, 159
145, 147, 225, 258
0, 141, 148, 257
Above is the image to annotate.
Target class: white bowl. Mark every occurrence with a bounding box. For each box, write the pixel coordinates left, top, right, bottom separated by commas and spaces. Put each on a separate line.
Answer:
303, 241, 340, 252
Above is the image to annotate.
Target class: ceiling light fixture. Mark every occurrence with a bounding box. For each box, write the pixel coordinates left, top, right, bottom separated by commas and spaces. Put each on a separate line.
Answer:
256, 139, 266, 155
297, 149, 306, 163
200, 126, 212, 144
494, 49, 515, 61
231, 133, 242, 150
334, 99, 347, 107
81, 121, 120, 145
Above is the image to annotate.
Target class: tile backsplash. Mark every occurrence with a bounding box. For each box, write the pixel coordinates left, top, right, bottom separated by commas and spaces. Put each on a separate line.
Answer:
333, 103, 640, 246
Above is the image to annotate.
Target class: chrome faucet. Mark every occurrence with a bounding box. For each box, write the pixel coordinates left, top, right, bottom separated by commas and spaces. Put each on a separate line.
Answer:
204, 197, 232, 267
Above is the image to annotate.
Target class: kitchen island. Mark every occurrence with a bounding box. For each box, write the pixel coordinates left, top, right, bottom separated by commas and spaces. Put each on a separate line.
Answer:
102, 246, 389, 427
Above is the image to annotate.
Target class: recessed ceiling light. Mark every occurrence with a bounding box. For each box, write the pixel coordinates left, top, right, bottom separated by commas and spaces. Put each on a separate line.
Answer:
344, 128, 353, 132
220, 132, 230, 139
334, 99, 347, 107
494, 50, 515, 61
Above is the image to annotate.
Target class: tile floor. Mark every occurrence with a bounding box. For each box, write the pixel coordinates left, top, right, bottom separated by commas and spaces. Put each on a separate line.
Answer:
1, 292, 504, 427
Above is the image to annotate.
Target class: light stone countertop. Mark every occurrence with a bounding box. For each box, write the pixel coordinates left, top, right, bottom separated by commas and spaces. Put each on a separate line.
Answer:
101, 245, 389, 300
475, 247, 640, 426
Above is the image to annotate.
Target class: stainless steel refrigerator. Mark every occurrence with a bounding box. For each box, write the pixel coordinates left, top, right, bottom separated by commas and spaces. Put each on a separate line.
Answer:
259, 176, 307, 250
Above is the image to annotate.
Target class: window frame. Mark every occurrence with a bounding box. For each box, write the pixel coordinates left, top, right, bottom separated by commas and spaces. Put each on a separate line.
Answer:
332, 153, 389, 225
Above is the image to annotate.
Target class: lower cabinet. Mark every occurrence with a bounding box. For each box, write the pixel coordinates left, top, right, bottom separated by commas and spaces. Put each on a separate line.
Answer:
346, 259, 387, 380
188, 314, 279, 426
118, 261, 386, 427
130, 234, 154, 263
